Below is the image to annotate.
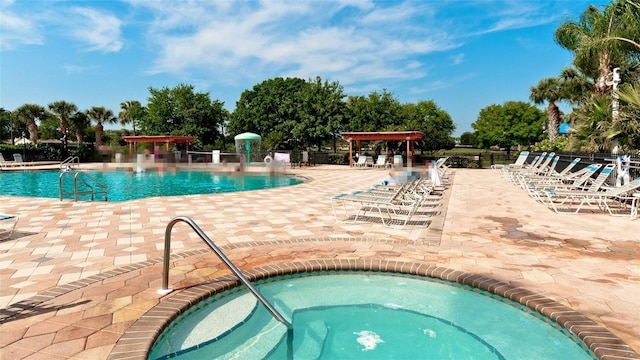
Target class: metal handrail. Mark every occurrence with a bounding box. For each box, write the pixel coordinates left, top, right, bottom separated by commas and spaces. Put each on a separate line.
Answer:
59, 170, 108, 201
60, 156, 80, 170
159, 216, 292, 329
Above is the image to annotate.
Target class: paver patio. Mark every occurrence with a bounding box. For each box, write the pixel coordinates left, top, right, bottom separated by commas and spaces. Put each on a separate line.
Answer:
0, 165, 638, 359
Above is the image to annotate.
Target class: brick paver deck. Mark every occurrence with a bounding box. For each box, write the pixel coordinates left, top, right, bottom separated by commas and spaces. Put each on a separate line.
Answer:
0, 165, 638, 359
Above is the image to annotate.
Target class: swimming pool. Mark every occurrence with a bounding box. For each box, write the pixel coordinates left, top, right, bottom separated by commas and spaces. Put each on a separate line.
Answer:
149, 272, 595, 359
0, 170, 302, 201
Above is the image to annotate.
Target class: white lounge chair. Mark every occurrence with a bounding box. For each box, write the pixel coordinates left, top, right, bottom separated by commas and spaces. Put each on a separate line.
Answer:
0, 153, 21, 169
331, 177, 436, 228
491, 151, 529, 171
533, 170, 635, 215
354, 156, 367, 167
505, 153, 556, 182
517, 158, 581, 187
12, 153, 27, 167
0, 214, 19, 241
521, 163, 602, 196
373, 155, 390, 169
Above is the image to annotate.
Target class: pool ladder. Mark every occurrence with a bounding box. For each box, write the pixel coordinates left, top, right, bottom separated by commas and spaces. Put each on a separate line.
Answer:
59, 155, 80, 170
159, 216, 292, 330
59, 169, 108, 201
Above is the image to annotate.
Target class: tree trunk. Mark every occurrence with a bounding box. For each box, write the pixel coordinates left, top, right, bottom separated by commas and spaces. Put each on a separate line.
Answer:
595, 51, 612, 95
547, 102, 560, 141
76, 130, 84, 145
61, 117, 69, 152
95, 123, 104, 147
28, 121, 38, 145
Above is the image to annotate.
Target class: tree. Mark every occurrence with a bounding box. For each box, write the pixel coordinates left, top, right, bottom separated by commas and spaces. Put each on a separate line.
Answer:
401, 100, 455, 152
86, 106, 117, 148
346, 89, 402, 132
0, 109, 11, 144
13, 104, 47, 145
295, 77, 348, 150
38, 116, 61, 140
118, 100, 145, 135
69, 111, 91, 145
557, 67, 592, 105
230, 77, 308, 148
604, 1, 640, 50
568, 95, 613, 152
142, 84, 225, 148
614, 83, 640, 149
459, 132, 478, 147
472, 101, 546, 156
530, 78, 563, 141
555, 0, 640, 95
48, 100, 78, 156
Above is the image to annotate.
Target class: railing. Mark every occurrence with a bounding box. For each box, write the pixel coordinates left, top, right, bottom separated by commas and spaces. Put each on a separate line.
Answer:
59, 170, 108, 201
60, 156, 80, 170
159, 216, 292, 329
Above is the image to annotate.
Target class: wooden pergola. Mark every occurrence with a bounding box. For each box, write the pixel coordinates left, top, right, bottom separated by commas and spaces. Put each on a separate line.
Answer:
341, 131, 423, 167
122, 135, 195, 160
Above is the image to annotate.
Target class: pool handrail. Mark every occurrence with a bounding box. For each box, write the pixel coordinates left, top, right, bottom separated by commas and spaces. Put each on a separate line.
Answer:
59, 170, 108, 201
60, 156, 80, 170
159, 216, 292, 329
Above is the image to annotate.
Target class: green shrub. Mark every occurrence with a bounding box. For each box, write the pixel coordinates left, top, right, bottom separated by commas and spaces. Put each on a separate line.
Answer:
534, 137, 569, 152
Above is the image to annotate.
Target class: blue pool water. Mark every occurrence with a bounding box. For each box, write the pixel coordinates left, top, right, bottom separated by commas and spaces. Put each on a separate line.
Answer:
0, 170, 302, 201
149, 272, 595, 359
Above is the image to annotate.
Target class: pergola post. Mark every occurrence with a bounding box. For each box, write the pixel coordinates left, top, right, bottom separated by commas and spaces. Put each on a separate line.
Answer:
348, 139, 353, 167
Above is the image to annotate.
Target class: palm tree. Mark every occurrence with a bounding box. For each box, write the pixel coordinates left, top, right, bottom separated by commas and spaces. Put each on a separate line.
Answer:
558, 67, 592, 105
118, 100, 145, 135
13, 104, 46, 145
69, 111, 91, 145
48, 100, 78, 155
555, 0, 640, 95
614, 83, 640, 149
530, 78, 562, 141
570, 95, 613, 152
604, 0, 640, 50
86, 106, 117, 148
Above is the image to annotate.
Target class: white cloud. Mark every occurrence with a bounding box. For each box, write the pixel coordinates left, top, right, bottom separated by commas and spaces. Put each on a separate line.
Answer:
63, 64, 97, 75
468, 1, 560, 35
360, 1, 420, 24
68, 7, 123, 52
0, 1, 44, 50
141, 0, 460, 91
450, 54, 464, 66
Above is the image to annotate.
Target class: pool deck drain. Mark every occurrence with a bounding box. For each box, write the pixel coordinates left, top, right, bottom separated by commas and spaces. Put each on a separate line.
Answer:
0, 165, 639, 359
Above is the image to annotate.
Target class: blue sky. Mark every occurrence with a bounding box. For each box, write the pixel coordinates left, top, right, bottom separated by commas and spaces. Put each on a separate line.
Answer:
1, 0, 610, 136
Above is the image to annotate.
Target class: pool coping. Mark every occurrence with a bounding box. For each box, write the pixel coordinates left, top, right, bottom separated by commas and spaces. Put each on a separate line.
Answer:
108, 258, 640, 360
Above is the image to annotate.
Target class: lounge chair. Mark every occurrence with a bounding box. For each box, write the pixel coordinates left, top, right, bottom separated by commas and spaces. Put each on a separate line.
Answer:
373, 155, 390, 169
0, 214, 19, 241
518, 158, 581, 185
528, 163, 612, 201
354, 156, 367, 168
533, 170, 634, 215
598, 180, 640, 219
12, 153, 27, 167
0, 153, 21, 169
331, 177, 435, 228
521, 163, 602, 196
491, 151, 529, 171
365, 156, 374, 167
500, 153, 543, 179
505, 153, 556, 182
